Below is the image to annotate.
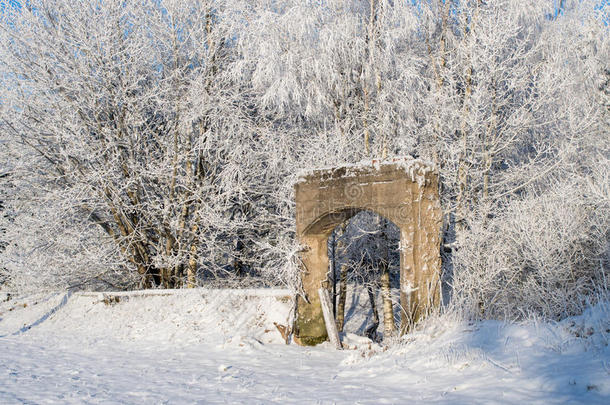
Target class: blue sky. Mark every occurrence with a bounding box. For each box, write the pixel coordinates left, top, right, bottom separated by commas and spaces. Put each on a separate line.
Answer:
0, 0, 21, 13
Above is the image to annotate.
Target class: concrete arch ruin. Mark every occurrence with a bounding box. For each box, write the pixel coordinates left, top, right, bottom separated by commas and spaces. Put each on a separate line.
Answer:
293, 158, 443, 345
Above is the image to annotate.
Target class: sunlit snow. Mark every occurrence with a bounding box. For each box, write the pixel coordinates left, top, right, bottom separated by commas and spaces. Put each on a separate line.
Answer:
0, 290, 608, 404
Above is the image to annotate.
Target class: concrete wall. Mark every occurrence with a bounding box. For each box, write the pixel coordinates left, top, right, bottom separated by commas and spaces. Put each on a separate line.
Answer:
294, 158, 442, 345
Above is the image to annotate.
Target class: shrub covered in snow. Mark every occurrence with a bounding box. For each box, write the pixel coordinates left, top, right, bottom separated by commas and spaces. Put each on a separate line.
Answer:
451, 177, 609, 320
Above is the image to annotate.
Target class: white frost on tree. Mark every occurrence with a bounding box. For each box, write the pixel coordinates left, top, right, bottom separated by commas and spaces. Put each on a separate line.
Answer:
0, 0, 607, 321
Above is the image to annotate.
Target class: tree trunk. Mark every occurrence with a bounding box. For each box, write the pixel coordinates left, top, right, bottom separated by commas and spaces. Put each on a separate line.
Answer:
335, 224, 348, 332
380, 263, 395, 337
187, 240, 197, 288
186, 217, 200, 288
378, 217, 396, 337
330, 231, 337, 318
335, 263, 349, 332
365, 284, 379, 341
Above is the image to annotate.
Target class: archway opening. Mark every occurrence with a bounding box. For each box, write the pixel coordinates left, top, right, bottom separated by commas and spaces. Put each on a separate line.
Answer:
326, 210, 401, 342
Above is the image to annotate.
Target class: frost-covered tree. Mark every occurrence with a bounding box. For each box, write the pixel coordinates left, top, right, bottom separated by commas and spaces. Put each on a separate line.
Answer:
448, 0, 610, 319
0, 0, 296, 291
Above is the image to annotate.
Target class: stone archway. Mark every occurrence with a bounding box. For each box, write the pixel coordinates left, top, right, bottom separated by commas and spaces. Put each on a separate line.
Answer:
293, 158, 443, 345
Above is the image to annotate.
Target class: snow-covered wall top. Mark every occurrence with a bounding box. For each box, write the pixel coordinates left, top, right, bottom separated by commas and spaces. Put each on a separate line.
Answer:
296, 156, 436, 188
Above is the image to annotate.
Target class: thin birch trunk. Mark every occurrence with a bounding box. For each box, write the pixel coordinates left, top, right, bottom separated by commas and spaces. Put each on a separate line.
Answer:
335, 223, 348, 332
378, 218, 396, 337
330, 231, 337, 318
187, 222, 199, 288
380, 263, 395, 337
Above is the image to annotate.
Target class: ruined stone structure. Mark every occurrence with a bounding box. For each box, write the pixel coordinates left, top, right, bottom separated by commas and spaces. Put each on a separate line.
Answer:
294, 158, 442, 345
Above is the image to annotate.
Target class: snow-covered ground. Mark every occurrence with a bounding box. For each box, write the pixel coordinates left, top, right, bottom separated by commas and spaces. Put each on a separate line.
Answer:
0, 288, 608, 404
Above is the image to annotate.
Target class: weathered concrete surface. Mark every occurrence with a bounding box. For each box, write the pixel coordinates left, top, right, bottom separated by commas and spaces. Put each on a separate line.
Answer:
294, 158, 442, 345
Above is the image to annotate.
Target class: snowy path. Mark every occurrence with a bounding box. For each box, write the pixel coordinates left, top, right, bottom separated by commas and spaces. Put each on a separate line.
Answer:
0, 290, 608, 404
